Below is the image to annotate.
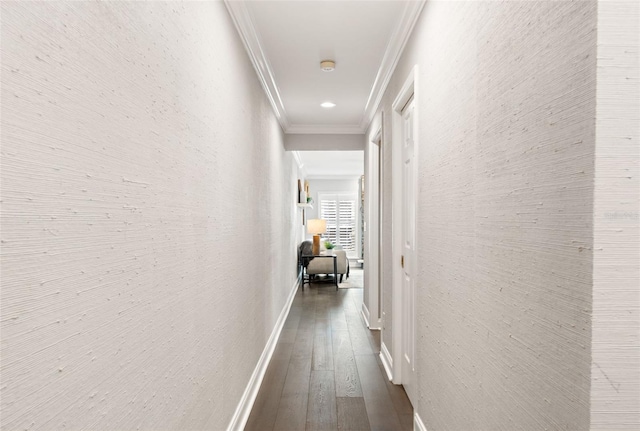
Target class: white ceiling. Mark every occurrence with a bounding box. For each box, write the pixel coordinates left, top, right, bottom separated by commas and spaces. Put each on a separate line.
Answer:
298, 151, 364, 178
225, 1, 424, 134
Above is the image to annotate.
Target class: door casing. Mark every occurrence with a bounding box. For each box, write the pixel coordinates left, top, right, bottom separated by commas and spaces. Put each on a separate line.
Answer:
391, 67, 418, 401
363, 118, 382, 330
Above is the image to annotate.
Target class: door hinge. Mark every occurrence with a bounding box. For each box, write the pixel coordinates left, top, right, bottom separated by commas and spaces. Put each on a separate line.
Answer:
401, 255, 404, 268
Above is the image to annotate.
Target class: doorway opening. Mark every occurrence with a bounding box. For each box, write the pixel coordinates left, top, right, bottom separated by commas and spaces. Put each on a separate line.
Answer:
294, 150, 365, 263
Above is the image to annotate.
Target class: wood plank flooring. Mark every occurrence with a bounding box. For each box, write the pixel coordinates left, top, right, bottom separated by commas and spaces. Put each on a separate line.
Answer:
246, 277, 412, 431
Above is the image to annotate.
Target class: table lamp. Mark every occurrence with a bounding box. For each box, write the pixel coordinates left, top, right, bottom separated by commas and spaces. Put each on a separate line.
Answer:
307, 219, 327, 255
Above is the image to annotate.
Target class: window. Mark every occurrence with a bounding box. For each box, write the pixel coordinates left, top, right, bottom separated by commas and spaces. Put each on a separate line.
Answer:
319, 193, 357, 256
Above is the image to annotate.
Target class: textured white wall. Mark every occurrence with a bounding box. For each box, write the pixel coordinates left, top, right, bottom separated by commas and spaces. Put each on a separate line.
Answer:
591, 1, 640, 429
373, 1, 599, 429
1, 2, 300, 430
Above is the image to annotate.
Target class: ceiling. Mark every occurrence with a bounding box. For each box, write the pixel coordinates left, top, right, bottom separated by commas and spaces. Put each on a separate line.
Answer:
225, 1, 425, 134
298, 151, 364, 178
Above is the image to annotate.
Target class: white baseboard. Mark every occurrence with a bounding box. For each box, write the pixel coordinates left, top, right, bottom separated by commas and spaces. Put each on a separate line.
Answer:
361, 302, 371, 328
226, 274, 301, 431
414, 412, 428, 431
361, 302, 382, 330
379, 341, 394, 381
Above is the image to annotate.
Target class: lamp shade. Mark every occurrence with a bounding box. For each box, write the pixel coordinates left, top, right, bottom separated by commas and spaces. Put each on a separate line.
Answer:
307, 219, 327, 235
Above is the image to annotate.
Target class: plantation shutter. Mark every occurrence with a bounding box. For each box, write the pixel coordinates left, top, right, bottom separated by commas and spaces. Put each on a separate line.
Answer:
338, 199, 356, 252
320, 199, 338, 245
319, 193, 357, 256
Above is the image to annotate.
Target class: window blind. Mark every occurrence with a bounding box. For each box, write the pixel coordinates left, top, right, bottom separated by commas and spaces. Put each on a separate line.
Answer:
319, 193, 357, 256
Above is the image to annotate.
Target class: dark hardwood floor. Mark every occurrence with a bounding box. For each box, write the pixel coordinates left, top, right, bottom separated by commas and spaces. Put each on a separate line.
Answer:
246, 272, 413, 431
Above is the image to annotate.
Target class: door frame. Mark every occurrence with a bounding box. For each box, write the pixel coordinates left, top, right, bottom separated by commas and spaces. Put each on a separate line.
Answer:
391, 66, 418, 386
363, 116, 382, 330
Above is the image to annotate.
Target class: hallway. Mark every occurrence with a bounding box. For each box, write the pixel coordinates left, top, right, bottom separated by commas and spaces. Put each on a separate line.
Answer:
1, 2, 637, 430
246, 275, 412, 431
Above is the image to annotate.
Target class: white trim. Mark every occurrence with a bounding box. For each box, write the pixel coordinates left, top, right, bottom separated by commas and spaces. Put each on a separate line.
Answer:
365, 112, 384, 331
292, 151, 304, 170
365, 115, 383, 330
391, 66, 418, 386
379, 342, 394, 381
414, 412, 428, 431
224, 0, 290, 132
361, 302, 371, 328
286, 124, 365, 135
360, 0, 426, 131
364, 120, 382, 331
361, 302, 382, 332
226, 275, 300, 431
226, 0, 425, 136
369, 319, 382, 331
392, 66, 418, 111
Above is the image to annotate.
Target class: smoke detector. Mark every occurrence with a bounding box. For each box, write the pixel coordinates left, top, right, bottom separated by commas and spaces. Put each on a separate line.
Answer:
320, 60, 336, 72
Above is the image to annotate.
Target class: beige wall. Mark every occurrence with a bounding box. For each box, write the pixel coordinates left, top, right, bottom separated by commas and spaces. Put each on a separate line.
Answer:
0, 2, 300, 429
371, 1, 608, 429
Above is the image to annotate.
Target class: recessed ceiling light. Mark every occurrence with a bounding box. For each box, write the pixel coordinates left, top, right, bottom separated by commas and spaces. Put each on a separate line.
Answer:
321, 102, 336, 108
320, 60, 336, 72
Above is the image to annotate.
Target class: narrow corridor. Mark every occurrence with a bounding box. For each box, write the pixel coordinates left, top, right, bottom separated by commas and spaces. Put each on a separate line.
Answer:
245, 271, 412, 430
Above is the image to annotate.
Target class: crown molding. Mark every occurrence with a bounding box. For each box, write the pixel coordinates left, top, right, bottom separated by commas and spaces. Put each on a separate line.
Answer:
224, 0, 290, 131
292, 151, 304, 170
226, 0, 425, 135
286, 124, 365, 135
359, 0, 426, 131
294, 152, 308, 178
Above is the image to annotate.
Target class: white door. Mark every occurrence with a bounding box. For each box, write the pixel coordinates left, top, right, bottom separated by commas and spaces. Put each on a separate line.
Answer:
401, 97, 417, 405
